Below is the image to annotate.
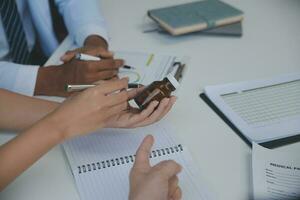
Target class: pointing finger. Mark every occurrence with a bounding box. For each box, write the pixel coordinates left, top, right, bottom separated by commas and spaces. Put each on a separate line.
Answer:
97, 78, 128, 95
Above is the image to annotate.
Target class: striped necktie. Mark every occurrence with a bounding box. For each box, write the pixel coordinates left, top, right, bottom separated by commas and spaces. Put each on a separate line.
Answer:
0, 0, 31, 64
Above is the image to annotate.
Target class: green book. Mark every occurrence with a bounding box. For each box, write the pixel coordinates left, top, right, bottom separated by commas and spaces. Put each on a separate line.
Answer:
148, 0, 244, 35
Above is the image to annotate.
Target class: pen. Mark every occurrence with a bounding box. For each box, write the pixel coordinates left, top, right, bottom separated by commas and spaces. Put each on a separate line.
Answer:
75, 53, 136, 69
66, 83, 141, 92
75, 53, 101, 61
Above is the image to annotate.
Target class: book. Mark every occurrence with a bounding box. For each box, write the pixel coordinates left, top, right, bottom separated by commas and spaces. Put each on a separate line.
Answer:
252, 143, 300, 199
148, 0, 244, 36
201, 73, 300, 146
62, 123, 212, 200
142, 20, 243, 37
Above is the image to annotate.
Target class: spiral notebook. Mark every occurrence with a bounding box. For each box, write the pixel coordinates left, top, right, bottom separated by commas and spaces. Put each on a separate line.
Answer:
62, 123, 211, 200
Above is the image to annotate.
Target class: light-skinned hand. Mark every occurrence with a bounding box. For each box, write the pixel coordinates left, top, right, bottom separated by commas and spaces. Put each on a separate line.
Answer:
129, 135, 182, 200
104, 86, 177, 128
45, 78, 129, 140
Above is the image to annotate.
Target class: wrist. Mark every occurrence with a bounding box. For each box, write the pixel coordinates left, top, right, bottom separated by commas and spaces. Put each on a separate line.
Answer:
32, 114, 66, 145
84, 35, 108, 49
40, 111, 69, 143
34, 66, 65, 96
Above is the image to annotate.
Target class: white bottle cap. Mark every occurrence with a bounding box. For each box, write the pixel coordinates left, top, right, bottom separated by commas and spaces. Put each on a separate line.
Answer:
166, 74, 180, 90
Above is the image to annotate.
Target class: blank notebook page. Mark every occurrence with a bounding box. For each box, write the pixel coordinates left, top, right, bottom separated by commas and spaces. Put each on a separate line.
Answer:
63, 123, 211, 200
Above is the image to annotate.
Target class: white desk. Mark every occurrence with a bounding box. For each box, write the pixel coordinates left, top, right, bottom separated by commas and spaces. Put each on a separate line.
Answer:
1, 0, 300, 199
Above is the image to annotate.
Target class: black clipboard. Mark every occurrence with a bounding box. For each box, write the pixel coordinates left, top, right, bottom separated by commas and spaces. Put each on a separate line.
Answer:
199, 93, 300, 149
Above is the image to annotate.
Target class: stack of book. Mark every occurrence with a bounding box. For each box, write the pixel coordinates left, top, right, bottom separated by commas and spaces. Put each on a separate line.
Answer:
148, 0, 244, 37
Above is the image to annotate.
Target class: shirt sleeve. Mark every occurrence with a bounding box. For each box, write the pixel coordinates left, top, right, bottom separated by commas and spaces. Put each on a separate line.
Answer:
55, 0, 110, 47
0, 62, 39, 96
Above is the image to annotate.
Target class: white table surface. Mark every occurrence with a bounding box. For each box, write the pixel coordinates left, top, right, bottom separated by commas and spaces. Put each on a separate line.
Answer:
1, 0, 300, 199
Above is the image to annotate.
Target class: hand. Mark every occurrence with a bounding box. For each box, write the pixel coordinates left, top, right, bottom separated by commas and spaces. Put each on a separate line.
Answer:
129, 135, 182, 200
104, 87, 177, 128
34, 56, 124, 97
0, 78, 130, 190
60, 35, 114, 63
44, 78, 129, 140
34, 35, 124, 97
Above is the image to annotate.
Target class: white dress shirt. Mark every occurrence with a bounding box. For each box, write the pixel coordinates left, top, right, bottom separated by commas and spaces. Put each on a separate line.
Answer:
0, 0, 109, 96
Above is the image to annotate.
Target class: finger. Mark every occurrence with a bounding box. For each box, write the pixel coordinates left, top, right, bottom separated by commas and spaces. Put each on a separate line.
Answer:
127, 101, 159, 128
171, 187, 182, 200
133, 135, 154, 171
61, 50, 77, 62
156, 96, 177, 121
153, 160, 182, 179
84, 47, 114, 58
93, 70, 118, 80
111, 76, 119, 80
134, 98, 170, 127
168, 176, 179, 198
105, 101, 128, 118
97, 78, 128, 94
127, 86, 145, 100
106, 90, 129, 106
88, 59, 124, 71
61, 47, 114, 62
93, 80, 106, 85
92, 77, 121, 85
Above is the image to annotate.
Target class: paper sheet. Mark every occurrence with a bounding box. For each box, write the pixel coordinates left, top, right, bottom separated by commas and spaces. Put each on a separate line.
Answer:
115, 51, 177, 85
252, 143, 300, 200
63, 122, 212, 200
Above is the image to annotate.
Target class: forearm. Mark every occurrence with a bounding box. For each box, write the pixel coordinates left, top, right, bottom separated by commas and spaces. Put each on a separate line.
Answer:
0, 89, 59, 131
55, 0, 109, 47
0, 61, 39, 96
0, 116, 63, 191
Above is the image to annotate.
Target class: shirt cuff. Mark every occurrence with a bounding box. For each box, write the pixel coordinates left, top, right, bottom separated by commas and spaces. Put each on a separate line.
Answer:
73, 24, 110, 47
13, 65, 39, 96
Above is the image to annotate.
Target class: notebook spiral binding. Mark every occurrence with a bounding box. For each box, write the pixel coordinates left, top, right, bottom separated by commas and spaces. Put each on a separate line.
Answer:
77, 144, 183, 174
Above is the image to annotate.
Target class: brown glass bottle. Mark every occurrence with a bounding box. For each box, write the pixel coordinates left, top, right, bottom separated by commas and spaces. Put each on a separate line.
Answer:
134, 74, 179, 110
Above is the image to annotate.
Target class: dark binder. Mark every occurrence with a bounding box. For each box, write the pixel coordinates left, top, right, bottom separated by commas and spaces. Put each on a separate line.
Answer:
199, 93, 300, 149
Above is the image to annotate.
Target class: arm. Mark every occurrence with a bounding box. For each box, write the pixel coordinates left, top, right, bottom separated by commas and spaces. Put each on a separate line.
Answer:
0, 78, 129, 191
55, 0, 109, 48
34, 0, 124, 96
0, 89, 59, 131
56, 0, 115, 63
0, 115, 62, 191
0, 61, 39, 96
0, 79, 176, 190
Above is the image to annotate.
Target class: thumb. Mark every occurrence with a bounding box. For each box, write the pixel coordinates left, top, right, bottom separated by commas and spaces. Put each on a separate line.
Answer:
153, 160, 182, 179
133, 135, 154, 171
60, 50, 76, 62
